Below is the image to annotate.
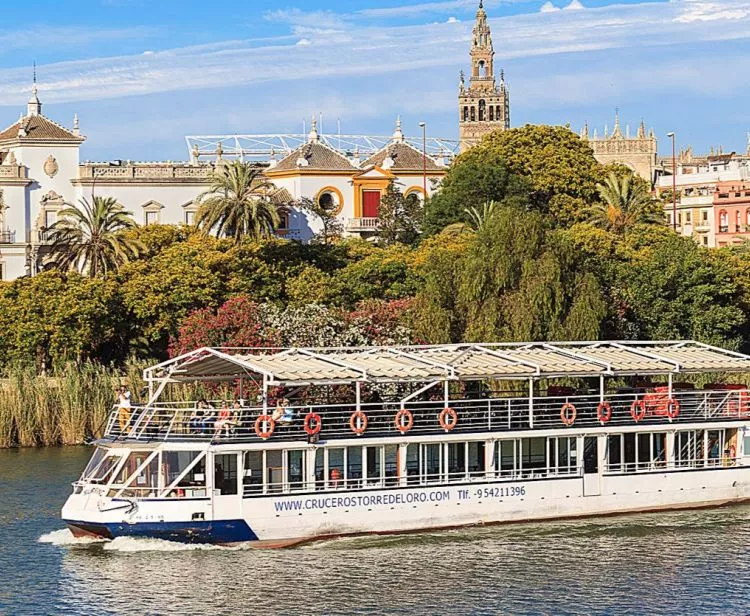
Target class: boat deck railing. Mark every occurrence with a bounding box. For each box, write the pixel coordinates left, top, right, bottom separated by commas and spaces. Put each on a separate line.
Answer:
104, 389, 750, 444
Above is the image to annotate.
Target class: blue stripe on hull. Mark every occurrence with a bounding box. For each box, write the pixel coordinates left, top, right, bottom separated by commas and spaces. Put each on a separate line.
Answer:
65, 519, 258, 544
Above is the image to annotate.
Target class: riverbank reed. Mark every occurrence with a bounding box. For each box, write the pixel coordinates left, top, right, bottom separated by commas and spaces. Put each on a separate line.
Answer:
0, 363, 145, 448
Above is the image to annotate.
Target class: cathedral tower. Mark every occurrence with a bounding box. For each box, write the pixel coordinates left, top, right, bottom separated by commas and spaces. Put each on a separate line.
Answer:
458, 1, 509, 152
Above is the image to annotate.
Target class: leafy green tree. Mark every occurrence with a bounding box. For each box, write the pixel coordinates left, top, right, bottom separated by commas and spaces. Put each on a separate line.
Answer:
588, 172, 663, 235
0, 271, 128, 370
413, 203, 607, 343
423, 157, 530, 235
196, 161, 280, 243
460, 125, 604, 226
614, 234, 747, 347
377, 181, 422, 246
47, 196, 142, 277
296, 197, 344, 244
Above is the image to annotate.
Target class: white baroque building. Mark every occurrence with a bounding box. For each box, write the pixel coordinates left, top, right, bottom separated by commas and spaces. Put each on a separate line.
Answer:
0, 86, 446, 281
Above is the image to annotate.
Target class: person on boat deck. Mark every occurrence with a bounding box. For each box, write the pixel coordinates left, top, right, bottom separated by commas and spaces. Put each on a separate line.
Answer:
272, 398, 294, 424
189, 401, 207, 434
116, 385, 132, 434
199, 399, 216, 433
214, 401, 236, 437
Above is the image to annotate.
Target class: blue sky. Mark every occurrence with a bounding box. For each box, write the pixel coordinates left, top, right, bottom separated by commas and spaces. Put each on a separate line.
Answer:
2, 0, 749, 161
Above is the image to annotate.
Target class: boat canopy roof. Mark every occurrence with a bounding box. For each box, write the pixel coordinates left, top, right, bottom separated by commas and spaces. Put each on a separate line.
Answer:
145, 341, 750, 386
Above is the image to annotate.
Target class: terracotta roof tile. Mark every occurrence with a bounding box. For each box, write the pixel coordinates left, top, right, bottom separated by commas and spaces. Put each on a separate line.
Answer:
362, 142, 443, 173
272, 141, 357, 172
0, 114, 83, 142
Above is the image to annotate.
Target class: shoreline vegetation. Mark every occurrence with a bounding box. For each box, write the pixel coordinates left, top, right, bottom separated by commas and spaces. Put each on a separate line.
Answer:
1, 126, 750, 448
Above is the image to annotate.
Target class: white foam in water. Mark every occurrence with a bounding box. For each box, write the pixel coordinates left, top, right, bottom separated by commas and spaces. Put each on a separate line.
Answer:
38, 528, 105, 546
102, 536, 250, 553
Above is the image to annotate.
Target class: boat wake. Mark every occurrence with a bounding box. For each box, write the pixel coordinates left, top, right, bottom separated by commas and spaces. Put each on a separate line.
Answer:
38, 529, 105, 546
102, 537, 231, 553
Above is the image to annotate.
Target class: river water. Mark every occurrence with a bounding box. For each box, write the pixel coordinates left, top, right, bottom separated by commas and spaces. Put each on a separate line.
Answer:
2, 447, 750, 615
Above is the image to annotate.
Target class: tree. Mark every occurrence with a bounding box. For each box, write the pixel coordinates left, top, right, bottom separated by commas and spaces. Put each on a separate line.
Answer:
457, 125, 604, 226
377, 182, 422, 246
296, 197, 344, 244
196, 161, 280, 243
423, 157, 530, 235
412, 203, 607, 343
47, 196, 142, 277
588, 172, 663, 235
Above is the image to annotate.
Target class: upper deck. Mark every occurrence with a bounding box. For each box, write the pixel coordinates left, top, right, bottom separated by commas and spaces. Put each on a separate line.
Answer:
107, 340, 750, 445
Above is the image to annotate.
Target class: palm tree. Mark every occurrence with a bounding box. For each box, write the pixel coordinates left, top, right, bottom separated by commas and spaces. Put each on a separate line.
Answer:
589, 172, 662, 235
196, 161, 280, 242
441, 200, 500, 235
47, 196, 141, 277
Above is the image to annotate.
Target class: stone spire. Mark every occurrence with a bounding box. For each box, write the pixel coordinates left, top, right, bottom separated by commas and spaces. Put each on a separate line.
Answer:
392, 116, 405, 143
308, 116, 319, 143
581, 122, 589, 139
27, 62, 41, 117
637, 118, 646, 139
611, 108, 623, 139
73, 113, 80, 137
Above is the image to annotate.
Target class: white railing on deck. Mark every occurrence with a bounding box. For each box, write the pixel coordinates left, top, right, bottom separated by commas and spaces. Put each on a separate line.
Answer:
103, 389, 750, 443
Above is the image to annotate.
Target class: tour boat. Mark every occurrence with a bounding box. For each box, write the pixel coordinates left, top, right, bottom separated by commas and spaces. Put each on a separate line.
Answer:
62, 341, 750, 547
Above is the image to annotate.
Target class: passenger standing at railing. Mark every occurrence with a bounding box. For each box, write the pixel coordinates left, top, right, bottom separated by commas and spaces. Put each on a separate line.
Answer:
214, 401, 234, 438
200, 400, 216, 434
117, 386, 132, 434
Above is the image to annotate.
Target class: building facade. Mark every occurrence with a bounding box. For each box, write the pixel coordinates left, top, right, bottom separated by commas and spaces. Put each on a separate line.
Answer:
0, 86, 446, 281
458, 1, 509, 152
580, 113, 658, 184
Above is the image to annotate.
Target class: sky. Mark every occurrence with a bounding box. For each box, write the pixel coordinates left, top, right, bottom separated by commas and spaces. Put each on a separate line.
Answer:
2, 0, 749, 161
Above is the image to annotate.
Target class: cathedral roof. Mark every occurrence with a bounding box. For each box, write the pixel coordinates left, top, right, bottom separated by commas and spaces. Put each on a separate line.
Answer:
271, 141, 358, 173
362, 141, 444, 173
0, 113, 84, 143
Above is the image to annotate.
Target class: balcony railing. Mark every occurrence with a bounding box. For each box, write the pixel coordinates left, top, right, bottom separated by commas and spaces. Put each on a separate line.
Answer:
0, 230, 15, 244
104, 389, 750, 444
26, 229, 53, 244
346, 217, 379, 232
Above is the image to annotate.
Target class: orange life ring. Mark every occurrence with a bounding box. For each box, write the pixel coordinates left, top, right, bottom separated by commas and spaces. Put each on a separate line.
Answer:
394, 409, 414, 434
304, 412, 322, 436
349, 411, 368, 436
560, 403, 577, 426
439, 407, 458, 432
630, 400, 646, 423
666, 398, 680, 420
255, 415, 275, 440
596, 401, 612, 424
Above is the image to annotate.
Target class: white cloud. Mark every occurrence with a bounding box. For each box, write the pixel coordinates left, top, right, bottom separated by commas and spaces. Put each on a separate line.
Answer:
447, 16, 460, 23
563, 0, 586, 9
540, 2, 561, 12
1, 0, 750, 110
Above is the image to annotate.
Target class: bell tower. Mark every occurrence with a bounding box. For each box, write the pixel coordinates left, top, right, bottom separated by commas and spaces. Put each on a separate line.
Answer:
459, 1, 510, 152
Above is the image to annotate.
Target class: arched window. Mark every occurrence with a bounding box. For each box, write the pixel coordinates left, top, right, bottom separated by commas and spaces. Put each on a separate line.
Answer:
746, 208, 750, 227
478, 60, 487, 78
318, 192, 334, 212
478, 100, 486, 122
736, 211, 742, 231
489, 106, 494, 121
496, 105, 502, 120
463, 106, 469, 122
719, 210, 728, 232
470, 106, 476, 122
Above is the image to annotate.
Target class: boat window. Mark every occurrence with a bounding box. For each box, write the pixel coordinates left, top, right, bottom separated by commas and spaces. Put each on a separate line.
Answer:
422, 443, 442, 484
496, 440, 516, 477
583, 437, 598, 474
347, 446, 363, 489
447, 442, 466, 481
366, 446, 382, 484
286, 449, 306, 492
406, 443, 420, 484
384, 445, 398, 486
675, 430, 699, 467
468, 441, 485, 478
707, 430, 724, 466
114, 451, 153, 486
521, 437, 546, 472
607, 435, 622, 471
329, 448, 345, 489
214, 453, 238, 496
120, 453, 160, 498
744, 433, 750, 458
162, 451, 206, 498
315, 449, 325, 490
550, 437, 577, 474
83, 449, 123, 484
266, 450, 283, 493
243, 450, 263, 495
